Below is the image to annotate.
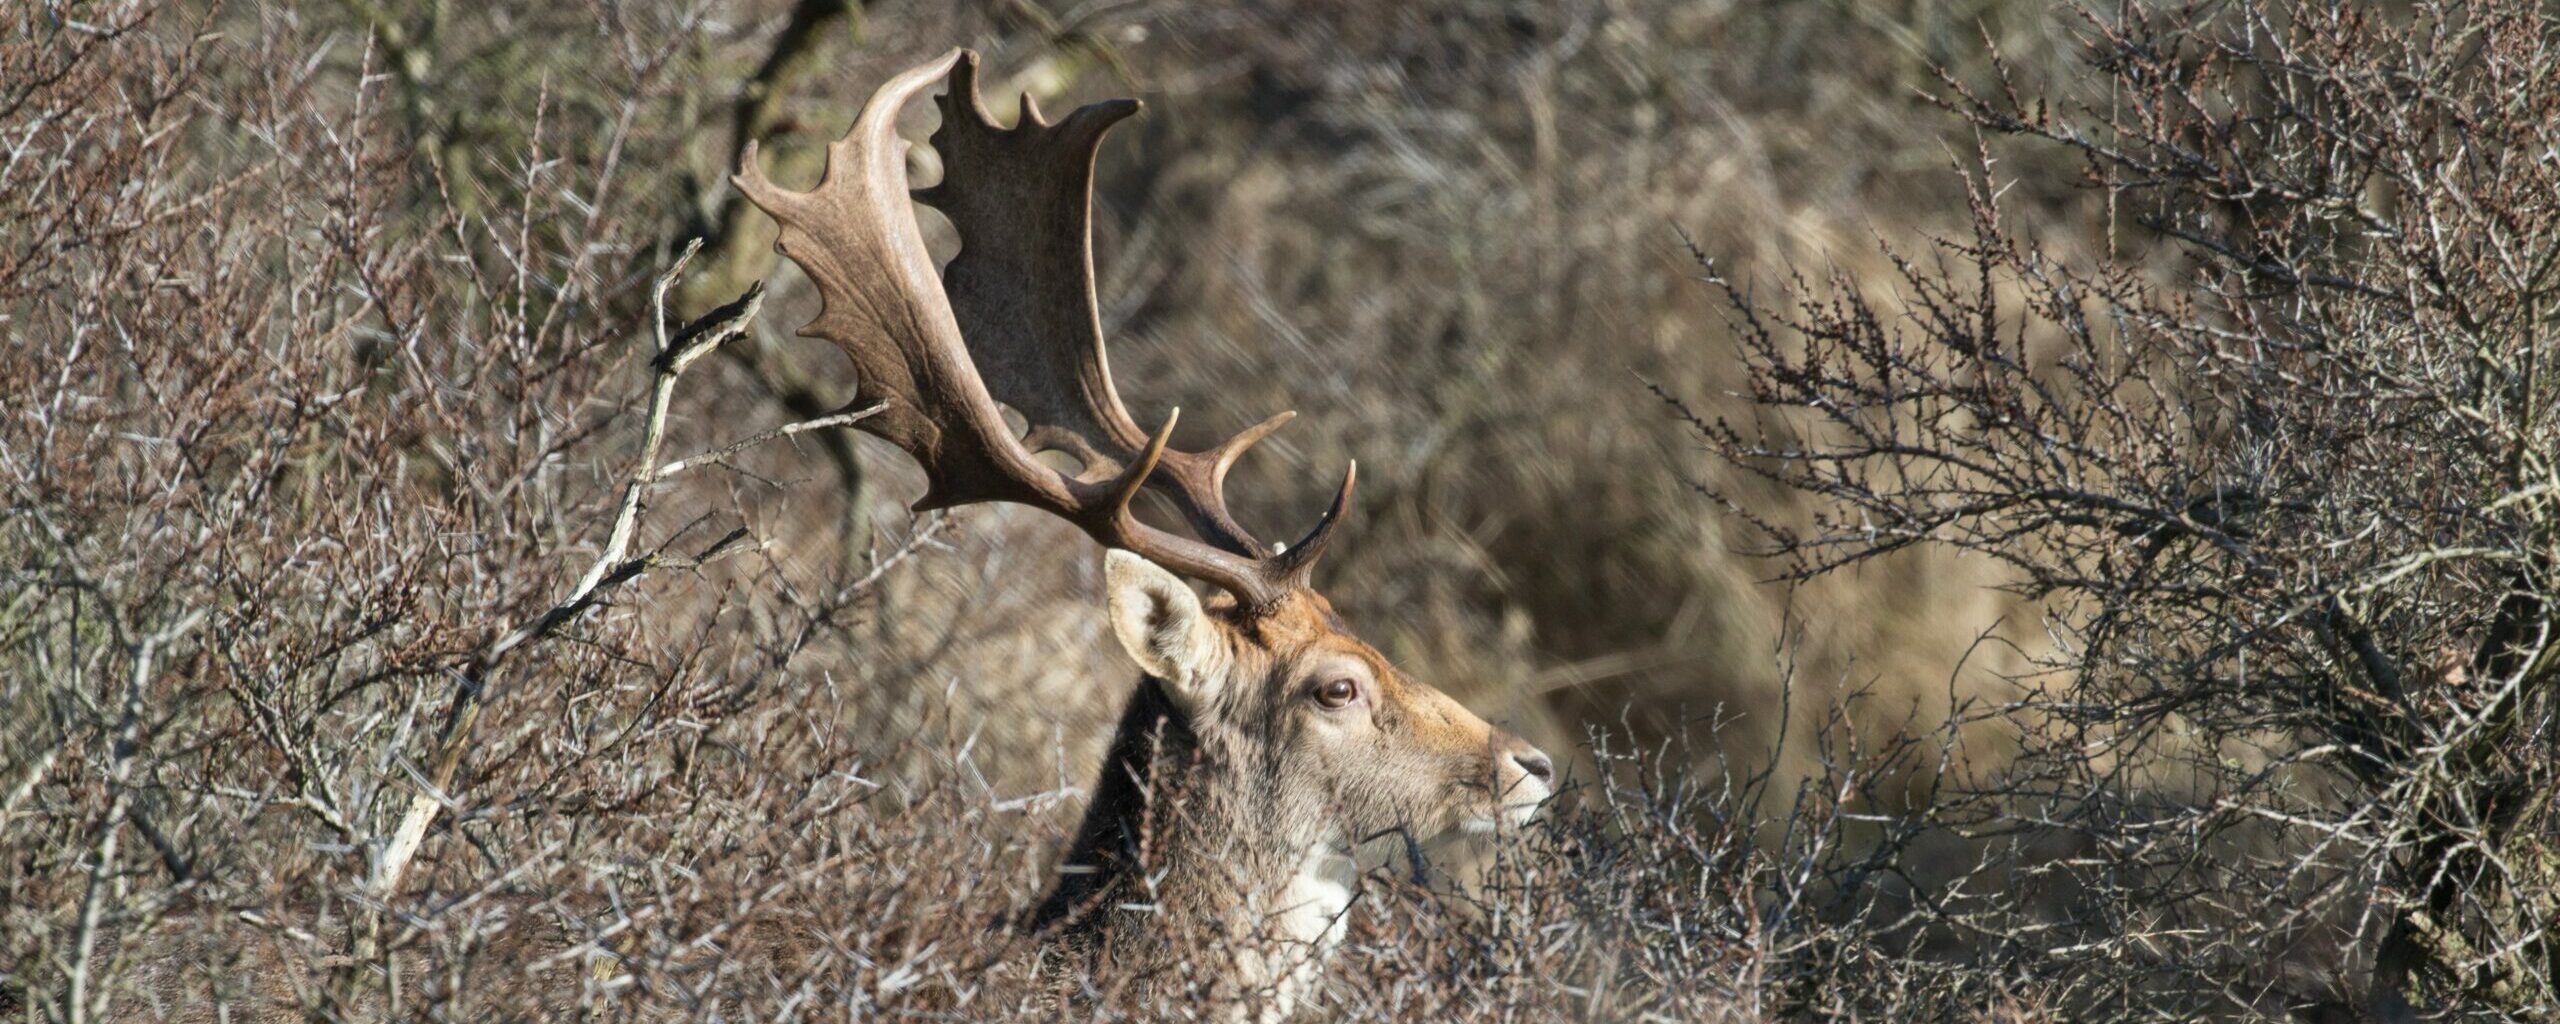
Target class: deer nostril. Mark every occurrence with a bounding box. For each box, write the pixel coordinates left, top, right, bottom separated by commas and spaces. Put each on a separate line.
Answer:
1512, 750, 1554, 784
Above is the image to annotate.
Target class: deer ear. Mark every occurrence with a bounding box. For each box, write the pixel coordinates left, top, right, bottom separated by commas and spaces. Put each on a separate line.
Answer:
1105, 550, 1225, 696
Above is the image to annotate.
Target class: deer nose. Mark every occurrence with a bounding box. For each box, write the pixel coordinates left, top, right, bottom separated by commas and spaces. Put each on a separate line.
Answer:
1511, 748, 1553, 785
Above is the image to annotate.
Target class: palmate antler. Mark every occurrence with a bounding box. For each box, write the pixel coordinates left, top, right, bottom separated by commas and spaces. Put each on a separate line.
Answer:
733, 49, 1352, 611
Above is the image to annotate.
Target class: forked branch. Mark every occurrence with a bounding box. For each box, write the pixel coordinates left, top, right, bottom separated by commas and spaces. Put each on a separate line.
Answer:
372, 242, 873, 903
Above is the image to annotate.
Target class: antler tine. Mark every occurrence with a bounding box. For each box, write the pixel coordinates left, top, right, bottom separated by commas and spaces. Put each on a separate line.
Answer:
1211, 412, 1297, 481
1109, 410, 1181, 516
739, 49, 1352, 611
1270, 462, 1356, 584
1146, 411, 1295, 557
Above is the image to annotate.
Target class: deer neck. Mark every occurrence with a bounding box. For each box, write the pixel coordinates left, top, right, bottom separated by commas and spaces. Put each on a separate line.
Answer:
1034, 677, 1352, 1006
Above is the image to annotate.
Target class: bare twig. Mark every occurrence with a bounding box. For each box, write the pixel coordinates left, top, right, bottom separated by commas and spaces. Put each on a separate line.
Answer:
374, 242, 791, 901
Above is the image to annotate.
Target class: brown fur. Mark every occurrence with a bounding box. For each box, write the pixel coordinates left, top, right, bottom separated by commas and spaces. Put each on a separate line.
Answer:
1034, 584, 1550, 1009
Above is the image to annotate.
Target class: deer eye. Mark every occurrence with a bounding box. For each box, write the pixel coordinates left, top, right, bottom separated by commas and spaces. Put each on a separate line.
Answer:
1313, 677, 1360, 709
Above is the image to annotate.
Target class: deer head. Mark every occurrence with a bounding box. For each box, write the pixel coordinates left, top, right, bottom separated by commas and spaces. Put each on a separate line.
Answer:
734, 49, 1553, 1009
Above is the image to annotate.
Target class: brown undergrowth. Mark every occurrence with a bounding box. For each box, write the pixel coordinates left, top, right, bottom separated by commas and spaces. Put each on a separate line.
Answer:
6, 1, 2551, 1021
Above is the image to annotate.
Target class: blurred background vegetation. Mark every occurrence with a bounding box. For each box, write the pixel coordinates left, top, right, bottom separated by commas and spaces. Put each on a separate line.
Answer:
160, 0, 2099, 797
320, 0, 2092, 795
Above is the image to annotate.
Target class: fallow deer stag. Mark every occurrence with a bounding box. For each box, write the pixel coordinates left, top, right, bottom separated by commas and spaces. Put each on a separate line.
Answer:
733, 49, 1555, 1013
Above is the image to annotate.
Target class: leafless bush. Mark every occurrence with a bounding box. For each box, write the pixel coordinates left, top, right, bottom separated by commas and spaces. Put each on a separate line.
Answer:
20, 0, 2547, 1020
0, 3, 928, 1018
1681, 0, 2560, 1018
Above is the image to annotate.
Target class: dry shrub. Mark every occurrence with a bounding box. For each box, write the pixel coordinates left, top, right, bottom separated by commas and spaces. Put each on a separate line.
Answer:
1683, 0, 2560, 1018
0, 1, 941, 1016
11, 0, 2546, 1021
